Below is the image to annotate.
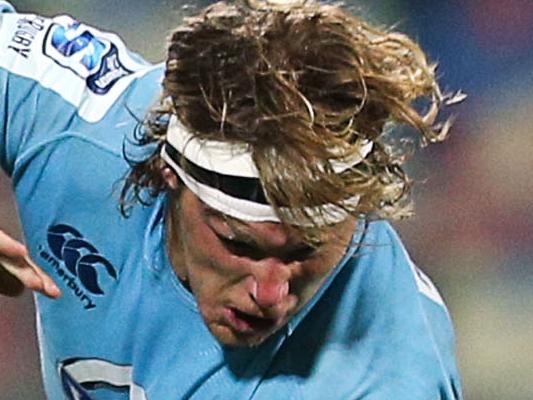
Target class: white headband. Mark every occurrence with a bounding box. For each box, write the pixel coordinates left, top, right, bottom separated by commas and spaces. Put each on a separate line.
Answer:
161, 115, 372, 225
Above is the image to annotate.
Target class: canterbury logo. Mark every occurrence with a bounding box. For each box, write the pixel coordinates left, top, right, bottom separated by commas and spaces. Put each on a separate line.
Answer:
47, 224, 117, 295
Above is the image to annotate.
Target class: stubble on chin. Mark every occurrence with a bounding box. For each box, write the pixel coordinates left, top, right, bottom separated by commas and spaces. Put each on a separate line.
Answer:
207, 320, 277, 348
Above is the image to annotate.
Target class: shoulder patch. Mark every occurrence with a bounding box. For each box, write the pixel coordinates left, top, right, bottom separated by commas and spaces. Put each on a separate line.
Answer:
44, 16, 135, 95
0, 12, 154, 122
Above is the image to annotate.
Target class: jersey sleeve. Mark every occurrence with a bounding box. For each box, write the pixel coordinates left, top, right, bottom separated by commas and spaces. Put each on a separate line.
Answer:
0, 2, 152, 176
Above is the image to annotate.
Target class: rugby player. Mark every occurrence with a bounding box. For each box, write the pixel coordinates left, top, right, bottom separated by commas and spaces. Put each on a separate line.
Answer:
0, 1, 464, 398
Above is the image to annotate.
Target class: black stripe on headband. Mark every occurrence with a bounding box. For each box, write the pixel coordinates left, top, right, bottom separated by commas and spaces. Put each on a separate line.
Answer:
164, 143, 269, 205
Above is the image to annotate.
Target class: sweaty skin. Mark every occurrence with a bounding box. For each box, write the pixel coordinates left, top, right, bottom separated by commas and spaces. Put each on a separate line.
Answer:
166, 188, 356, 347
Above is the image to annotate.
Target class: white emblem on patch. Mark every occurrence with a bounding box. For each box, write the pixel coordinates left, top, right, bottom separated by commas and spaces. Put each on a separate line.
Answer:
0, 12, 155, 122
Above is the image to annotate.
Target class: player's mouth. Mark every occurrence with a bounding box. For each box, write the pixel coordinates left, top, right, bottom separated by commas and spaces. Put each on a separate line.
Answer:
223, 307, 279, 334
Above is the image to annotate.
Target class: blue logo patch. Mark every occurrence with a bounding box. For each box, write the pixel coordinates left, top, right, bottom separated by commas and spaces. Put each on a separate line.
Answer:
44, 16, 133, 95
39, 224, 117, 310
47, 224, 117, 295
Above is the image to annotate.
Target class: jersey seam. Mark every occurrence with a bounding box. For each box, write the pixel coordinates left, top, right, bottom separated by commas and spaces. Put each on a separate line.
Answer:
13, 131, 126, 175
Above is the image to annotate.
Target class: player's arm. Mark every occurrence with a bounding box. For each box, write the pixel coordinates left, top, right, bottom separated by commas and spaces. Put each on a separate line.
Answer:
0, 0, 151, 297
0, 2, 60, 298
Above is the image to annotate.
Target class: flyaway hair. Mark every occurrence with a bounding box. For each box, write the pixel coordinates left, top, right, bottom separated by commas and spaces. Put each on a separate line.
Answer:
121, 0, 465, 242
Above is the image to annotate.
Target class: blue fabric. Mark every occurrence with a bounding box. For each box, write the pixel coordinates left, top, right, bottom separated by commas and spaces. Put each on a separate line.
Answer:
0, 4, 462, 399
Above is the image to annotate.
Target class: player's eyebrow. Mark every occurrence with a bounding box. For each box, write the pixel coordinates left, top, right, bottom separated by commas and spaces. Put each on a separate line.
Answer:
218, 214, 265, 246
221, 215, 321, 260
203, 205, 256, 239
202, 203, 324, 261
204, 204, 309, 251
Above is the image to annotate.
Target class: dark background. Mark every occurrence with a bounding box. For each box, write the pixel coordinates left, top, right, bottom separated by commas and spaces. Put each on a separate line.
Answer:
2, 1, 533, 399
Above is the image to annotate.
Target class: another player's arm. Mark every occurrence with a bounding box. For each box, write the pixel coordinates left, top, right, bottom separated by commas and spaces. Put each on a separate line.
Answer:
0, 230, 61, 298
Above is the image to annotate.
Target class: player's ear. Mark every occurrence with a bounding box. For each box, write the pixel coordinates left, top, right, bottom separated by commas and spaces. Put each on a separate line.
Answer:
162, 166, 179, 189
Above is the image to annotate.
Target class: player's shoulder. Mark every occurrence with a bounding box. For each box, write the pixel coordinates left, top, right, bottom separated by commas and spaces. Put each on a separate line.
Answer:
361, 220, 448, 308
360, 220, 460, 379
0, 4, 156, 123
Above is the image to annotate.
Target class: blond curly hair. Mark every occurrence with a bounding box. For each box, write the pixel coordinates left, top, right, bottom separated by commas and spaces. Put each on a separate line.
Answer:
121, 0, 463, 242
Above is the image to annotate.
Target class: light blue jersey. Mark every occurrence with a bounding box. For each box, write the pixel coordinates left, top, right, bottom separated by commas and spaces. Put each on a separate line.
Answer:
0, 3, 462, 399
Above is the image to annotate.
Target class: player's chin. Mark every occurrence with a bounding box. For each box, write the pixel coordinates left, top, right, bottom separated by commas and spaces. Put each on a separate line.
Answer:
209, 322, 279, 348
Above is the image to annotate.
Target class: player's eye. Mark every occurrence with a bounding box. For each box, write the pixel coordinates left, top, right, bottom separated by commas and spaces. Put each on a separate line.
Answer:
217, 235, 267, 260
285, 244, 316, 262
216, 230, 319, 263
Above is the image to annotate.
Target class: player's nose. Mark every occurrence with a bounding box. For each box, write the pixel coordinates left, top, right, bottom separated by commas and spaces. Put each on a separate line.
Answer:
253, 278, 289, 309
249, 259, 291, 309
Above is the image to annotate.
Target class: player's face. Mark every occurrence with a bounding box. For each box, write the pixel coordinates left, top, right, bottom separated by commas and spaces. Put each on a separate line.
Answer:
169, 189, 356, 347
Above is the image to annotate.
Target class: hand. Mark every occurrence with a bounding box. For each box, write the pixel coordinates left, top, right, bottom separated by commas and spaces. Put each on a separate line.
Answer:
0, 230, 61, 298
